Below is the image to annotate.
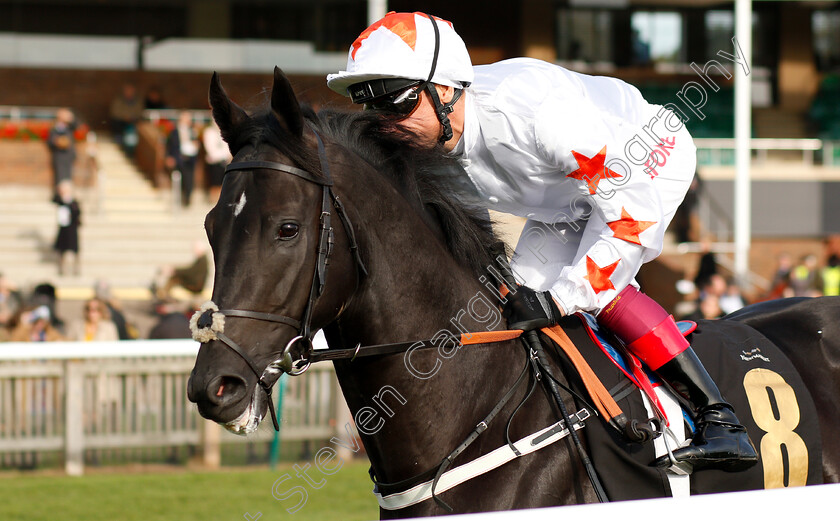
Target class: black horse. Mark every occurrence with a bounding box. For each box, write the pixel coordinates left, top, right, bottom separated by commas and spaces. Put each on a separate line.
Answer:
187, 68, 840, 517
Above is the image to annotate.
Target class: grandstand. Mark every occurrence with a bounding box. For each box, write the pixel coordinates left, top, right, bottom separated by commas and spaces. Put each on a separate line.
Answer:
1, 0, 839, 311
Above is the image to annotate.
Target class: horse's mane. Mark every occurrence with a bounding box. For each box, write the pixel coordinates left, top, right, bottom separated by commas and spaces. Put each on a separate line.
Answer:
235, 107, 501, 278
314, 109, 501, 277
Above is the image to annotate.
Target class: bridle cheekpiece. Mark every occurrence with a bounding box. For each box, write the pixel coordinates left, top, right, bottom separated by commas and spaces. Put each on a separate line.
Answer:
190, 128, 366, 431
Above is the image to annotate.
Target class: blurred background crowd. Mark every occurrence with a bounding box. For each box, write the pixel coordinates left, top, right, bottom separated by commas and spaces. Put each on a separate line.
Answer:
2, 82, 225, 344
2, 2, 840, 350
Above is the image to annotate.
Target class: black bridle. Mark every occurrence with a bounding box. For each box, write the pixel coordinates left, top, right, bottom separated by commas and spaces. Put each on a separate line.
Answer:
195, 129, 367, 431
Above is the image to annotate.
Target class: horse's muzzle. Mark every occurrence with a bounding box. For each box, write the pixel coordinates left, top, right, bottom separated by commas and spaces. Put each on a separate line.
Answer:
188, 363, 252, 424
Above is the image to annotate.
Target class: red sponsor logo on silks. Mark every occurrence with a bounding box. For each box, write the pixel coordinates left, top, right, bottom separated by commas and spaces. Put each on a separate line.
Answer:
644, 136, 676, 180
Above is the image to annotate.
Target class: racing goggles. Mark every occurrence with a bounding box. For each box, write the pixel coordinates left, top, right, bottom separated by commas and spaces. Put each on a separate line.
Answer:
349, 78, 425, 117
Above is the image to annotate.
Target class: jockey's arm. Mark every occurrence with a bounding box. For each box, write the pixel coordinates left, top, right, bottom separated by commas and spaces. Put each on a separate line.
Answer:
515, 93, 694, 316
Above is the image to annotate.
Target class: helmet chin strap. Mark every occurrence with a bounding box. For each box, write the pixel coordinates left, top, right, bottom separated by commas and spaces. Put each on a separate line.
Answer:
425, 85, 463, 145
420, 12, 464, 145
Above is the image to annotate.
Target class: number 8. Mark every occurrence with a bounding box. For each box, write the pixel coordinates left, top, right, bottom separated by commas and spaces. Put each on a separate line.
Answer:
743, 368, 808, 488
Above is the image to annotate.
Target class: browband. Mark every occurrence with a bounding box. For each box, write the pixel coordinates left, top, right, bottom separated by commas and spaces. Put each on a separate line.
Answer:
225, 160, 332, 186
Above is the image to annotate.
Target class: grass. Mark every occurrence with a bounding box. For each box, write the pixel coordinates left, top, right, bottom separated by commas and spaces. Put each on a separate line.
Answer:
0, 461, 378, 521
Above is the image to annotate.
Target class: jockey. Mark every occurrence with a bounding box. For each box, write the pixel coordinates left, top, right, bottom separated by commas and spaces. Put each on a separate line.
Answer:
327, 11, 757, 472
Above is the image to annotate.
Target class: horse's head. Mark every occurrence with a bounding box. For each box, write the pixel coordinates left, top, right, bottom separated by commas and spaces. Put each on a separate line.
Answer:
187, 68, 363, 434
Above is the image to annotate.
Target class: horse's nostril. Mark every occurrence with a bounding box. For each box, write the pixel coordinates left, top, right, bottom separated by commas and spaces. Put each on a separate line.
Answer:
208, 375, 248, 406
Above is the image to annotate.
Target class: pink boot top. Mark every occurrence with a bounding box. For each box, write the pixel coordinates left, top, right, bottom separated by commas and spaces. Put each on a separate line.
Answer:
597, 285, 689, 370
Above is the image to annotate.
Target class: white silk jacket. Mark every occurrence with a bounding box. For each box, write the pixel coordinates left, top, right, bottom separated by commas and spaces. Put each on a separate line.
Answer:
453, 58, 696, 315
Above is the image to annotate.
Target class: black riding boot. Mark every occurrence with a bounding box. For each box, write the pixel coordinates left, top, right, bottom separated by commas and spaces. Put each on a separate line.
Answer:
653, 348, 758, 472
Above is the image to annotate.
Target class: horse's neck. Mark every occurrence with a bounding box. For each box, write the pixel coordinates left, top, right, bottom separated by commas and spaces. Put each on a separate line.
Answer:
327, 180, 518, 484
335, 164, 499, 348
344, 250, 495, 345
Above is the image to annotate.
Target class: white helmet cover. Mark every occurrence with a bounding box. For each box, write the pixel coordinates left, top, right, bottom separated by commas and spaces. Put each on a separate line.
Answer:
327, 12, 474, 97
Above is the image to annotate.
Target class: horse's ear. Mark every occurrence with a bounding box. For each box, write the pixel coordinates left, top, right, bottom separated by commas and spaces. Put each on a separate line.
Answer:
270, 66, 304, 138
208, 72, 248, 143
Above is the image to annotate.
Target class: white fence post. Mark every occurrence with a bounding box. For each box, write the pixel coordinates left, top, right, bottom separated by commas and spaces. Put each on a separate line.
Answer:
334, 392, 354, 462
201, 419, 221, 469
64, 360, 84, 476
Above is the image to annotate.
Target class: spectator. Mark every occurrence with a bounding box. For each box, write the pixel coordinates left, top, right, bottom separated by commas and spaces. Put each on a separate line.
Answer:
46, 108, 77, 192
109, 83, 144, 155
67, 298, 119, 342
0, 273, 23, 334
148, 300, 192, 339
685, 294, 724, 321
693, 241, 718, 290
152, 241, 210, 301
93, 280, 136, 340
10, 306, 64, 342
699, 273, 727, 301
822, 235, 840, 297
673, 278, 698, 320
719, 279, 746, 315
165, 111, 200, 207
202, 120, 231, 204
144, 86, 168, 110
699, 294, 724, 320
763, 252, 794, 300
52, 180, 82, 276
789, 254, 822, 297
30, 283, 65, 334
671, 174, 701, 244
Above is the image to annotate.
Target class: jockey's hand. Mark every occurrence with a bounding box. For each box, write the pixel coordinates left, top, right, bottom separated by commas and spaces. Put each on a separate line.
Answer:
503, 286, 562, 331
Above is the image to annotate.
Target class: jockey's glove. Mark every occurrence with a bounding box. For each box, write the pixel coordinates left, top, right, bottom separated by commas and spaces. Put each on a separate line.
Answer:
503, 286, 562, 331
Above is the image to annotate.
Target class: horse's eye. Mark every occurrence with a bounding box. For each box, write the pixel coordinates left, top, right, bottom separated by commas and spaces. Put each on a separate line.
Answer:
277, 222, 300, 240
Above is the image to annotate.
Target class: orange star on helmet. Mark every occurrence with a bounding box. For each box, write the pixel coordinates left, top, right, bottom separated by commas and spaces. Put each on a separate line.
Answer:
351, 12, 450, 60
584, 256, 620, 294
567, 146, 623, 195
327, 12, 474, 96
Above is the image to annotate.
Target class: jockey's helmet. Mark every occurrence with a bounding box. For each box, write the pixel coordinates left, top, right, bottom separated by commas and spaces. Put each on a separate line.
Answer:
327, 11, 473, 101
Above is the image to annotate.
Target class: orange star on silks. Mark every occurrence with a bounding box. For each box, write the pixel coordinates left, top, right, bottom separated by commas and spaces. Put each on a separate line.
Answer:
567, 146, 623, 195
584, 256, 620, 294
607, 207, 656, 246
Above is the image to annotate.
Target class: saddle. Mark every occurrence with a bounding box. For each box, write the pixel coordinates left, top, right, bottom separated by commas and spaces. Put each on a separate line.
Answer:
538, 313, 686, 500
547, 312, 824, 499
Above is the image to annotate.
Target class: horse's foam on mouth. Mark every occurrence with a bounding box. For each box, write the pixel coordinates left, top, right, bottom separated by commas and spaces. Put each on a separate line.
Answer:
223, 386, 263, 435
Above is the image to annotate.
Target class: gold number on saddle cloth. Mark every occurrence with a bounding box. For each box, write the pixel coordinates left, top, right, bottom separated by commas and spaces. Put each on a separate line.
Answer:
743, 368, 808, 488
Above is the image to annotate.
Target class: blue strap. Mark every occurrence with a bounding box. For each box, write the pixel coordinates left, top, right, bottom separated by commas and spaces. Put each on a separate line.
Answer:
581, 313, 695, 434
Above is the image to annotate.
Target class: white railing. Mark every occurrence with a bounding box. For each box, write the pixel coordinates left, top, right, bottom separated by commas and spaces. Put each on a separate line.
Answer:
142, 38, 347, 74
0, 340, 345, 475
0, 32, 347, 74
144, 109, 213, 126
694, 137, 825, 166
0, 33, 137, 69
0, 105, 62, 121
